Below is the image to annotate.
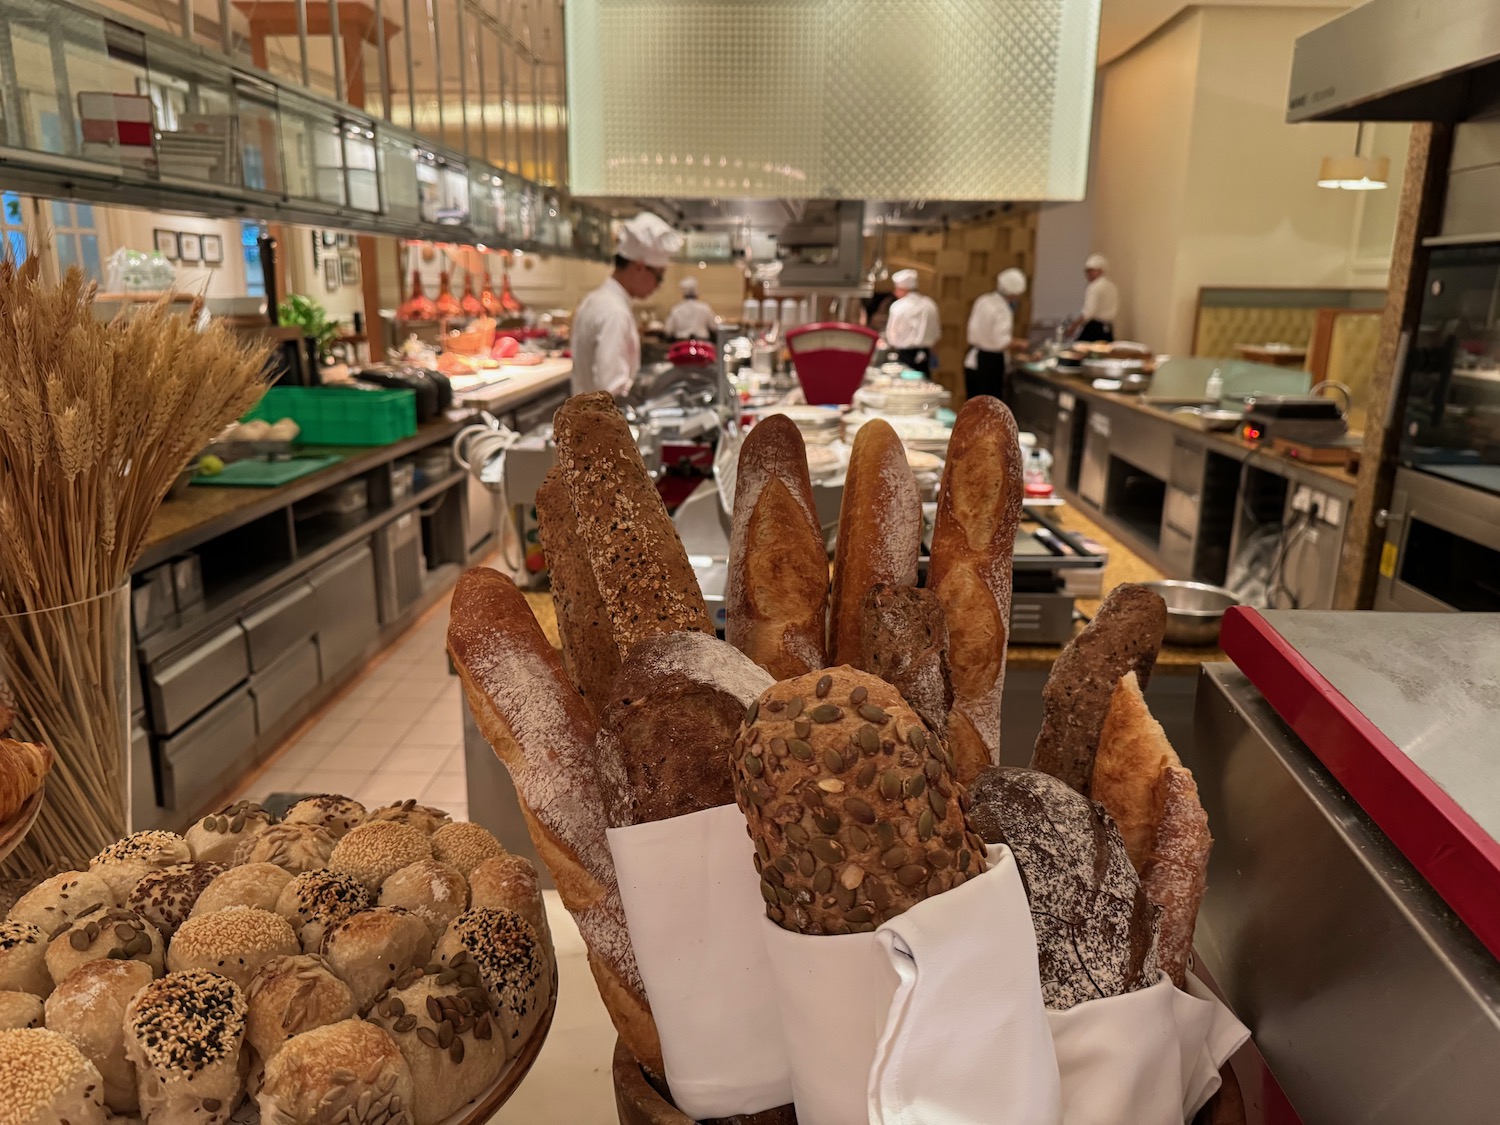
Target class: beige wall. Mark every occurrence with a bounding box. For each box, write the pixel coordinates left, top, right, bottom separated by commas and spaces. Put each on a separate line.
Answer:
285, 227, 366, 324
96, 206, 252, 301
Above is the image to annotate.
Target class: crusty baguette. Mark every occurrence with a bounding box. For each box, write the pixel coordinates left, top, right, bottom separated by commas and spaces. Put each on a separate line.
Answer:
446, 566, 662, 1072
0, 738, 52, 823
1030, 583, 1167, 795
1093, 671, 1182, 870
725, 415, 828, 679
535, 465, 619, 716
854, 583, 952, 738
1142, 766, 1212, 988
552, 392, 713, 655
828, 419, 921, 666
927, 395, 1024, 783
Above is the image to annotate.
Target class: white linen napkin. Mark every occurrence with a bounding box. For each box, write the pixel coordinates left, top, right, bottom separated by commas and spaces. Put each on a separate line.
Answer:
606, 804, 794, 1121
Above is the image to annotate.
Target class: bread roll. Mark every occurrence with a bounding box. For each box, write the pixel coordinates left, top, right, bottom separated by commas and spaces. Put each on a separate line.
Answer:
725, 414, 829, 678
126, 861, 224, 940
257, 1018, 414, 1125
283, 793, 367, 839
429, 822, 504, 877
185, 800, 275, 864
379, 860, 469, 942
0, 921, 53, 998
730, 667, 989, 935
43, 958, 154, 1112
1093, 670, 1182, 869
6, 869, 114, 933
1030, 582, 1167, 795
124, 970, 248, 1125
446, 566, 659, 1072
235, 822, 336, 874
46, 905, 163, 985
0, 738, 50, 823
1142, 767, 1212, 988
0, 990, 42, 1029
595, 632, 772, 828
467, 855, 548, 945
0, 1027, 107, 1125
968, 766, 1159, 1009
364, 800, 453, 836
928, 395, 1025, 782
329, 821, 433, 892
320, 907, 434, 1013
191, 862, 293, 918
167, 907, 298, 990
273, 869, 372, 952
88, 830, 191, 903
828, 419, 921, 665
552, 391, 714, 655
535, 464, 620, 714
245, 953, 357, 1064
854, 583, 953, 738
436, 909, 552, 1051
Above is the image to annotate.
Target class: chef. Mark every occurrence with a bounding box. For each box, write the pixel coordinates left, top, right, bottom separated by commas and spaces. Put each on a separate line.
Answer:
963, 268, 1028, 404
570, 212, 683, 397
1070, 253, 1120, 343
885, 269, 941, 374
664, 276, 717, 340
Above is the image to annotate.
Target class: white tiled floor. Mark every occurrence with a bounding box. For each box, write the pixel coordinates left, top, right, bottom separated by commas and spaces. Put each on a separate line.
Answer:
231, 594, 620, 1122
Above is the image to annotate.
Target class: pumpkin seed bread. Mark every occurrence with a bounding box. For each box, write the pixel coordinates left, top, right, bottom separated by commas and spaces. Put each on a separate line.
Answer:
185, 801, 275, 864
45, 905, 164, 986
6, 870, 114, 935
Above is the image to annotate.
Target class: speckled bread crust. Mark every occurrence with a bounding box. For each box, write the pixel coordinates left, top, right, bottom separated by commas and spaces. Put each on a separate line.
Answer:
126, 862, 225, 940
379, 860, 470, 942
595, 632, 772, 828
927, 396, 1025, 783
329, 821, 434, 891
436, 909, 552, 1051
369, 961, 506, 1125
273, 869, 372, 952
257, 1018, 415, 1125
855, 583, 954, 739
88, 831, 192, 903
43, 958, 154, 1112
185, 801, 275, 865
166, 907, 299, 991
1142, 767, 1212, 988
1030, 582, 1167, 796
245, 954, 358, 1064
321, 907, 435, 1013
725, 413, 829, 680
123, 970, 248, 1125
283, 793, 367, 839
45, 905, 164, 986
191, 863, 294, 918
364, 800, 453, 836
6, 869, 114, 933
968, 767, 1159, 1010
235, 823, 336, 875
552, 391, 714, 654
0, 990, 42, 1029
466, 856, 549, 945
429, 822, 504, 878
730, 667, 989, 935
0, 1026, 107, 1125
0, 921, 53, 997
536, 464, 620, 715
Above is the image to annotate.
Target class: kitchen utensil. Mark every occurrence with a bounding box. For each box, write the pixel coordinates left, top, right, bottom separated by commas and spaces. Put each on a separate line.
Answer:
1139, 580, 1239, 646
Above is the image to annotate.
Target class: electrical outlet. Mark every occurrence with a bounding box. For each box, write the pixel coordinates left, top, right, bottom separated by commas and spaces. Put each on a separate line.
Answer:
1291, 487, 1312, 513
1323, 496, 1343, 526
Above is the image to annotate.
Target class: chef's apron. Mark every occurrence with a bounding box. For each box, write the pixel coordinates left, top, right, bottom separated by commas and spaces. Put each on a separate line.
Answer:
894, 347, 934, 375
1078, 319, 1115, 344
964, 350, 1010, 406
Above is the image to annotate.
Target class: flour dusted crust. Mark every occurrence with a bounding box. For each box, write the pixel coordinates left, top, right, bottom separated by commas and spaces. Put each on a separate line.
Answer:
969, 767, 1159, 1009
88, 831, 192, 904
123, 969, 248, 1125
257, 1018, 414, 1125
185, 801, 275, 865
0, 990, 42, 1029
245, 954, 357, 1064
379, 860, 470, 942
7, 870, 114, 934
1142, 767, 1212, 988
467, 856, 549, 945
429, 822, 504, 878
0, 1026, 107, 1125
126, 861, 225, 940
43, 958, 154, 1113
45, 905, 164, 986
731, 667, 989, 935
365, 800, 453, 836
329, 821, 434, 891
235, 823, 336, 875
436, 909, 552, 1051
0, 921, 52, 998
166, 907, 299, 991
273, 869, 372, 952
192, 863, 294, 918
321, 907, 435, 1013
855, 583, 954, 739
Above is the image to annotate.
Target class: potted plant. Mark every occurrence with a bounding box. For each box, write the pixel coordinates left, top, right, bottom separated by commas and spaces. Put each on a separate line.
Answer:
278, 293, 339, 375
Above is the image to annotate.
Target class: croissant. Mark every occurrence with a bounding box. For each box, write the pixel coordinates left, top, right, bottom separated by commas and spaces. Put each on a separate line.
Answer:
0, 738, 52, 822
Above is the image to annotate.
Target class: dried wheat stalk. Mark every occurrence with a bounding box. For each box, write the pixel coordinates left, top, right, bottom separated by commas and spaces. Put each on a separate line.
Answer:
0, 249, 271, 877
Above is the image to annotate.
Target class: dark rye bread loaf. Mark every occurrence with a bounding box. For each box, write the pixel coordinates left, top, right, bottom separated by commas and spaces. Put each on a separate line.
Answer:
969, 766, 1158, 1009
595, 633, 773, 827
854, 583, 953, 739
730, 667, 989, 936
1030, 582, 1167, 795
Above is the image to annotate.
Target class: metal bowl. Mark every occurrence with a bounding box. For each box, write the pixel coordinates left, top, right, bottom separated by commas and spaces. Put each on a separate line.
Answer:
1139, 580, 1239, 647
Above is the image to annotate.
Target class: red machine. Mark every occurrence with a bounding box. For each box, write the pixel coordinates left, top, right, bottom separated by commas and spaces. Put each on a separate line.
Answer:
785, 322, 879, 405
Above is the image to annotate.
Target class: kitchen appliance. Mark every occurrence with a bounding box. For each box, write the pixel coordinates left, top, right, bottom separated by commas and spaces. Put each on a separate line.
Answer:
355, 365, 454, 422
1374, 465, 1500, 612
785, 322, 880, 405
1239, 395, 1347, 445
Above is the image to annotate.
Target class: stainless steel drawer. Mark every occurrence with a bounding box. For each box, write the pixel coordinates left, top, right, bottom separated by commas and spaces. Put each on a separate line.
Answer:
1170, 440, 1204, 493
130, 721, 163, 832
147, 623, 250, 736
241, 582, 317, 672
310, 543, 380, 679
1161, 523, 1195, 575
159, 686, 256, 814
250, 637, 322, 737
1164, 485, 1201, 537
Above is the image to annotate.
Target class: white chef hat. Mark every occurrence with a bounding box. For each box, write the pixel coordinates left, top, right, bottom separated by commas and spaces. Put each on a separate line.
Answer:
892, 269, 920, 290
616, 212, 683, 268
998, 268, 1028, 296
1085, 253, 1108, 271
679, 276, 698, 294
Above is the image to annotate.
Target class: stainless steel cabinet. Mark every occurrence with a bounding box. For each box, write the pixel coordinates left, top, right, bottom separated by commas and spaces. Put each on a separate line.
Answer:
159, 687, 256, 813
241, 582, 317, 671
309, 543, 380, 679
146, 623, 250, 736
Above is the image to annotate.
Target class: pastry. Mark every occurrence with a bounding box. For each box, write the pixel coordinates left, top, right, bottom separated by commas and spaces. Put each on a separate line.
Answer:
467, 855, 549, 945
283, 793, 367, 839
329, 821, 433, 891
1030, 582, 1167, 795
273, 869, 372, 952
45, 905, 163, 986
191, 863, 294, 918
0, 1027, 107, 1125
126, 861, 225, 940
43, 958, 154, 1112
429, 822, 504, 878
6, 869, 114, 933
595, 632, 772, 827
828, 418, 921, 665
184, 800, 275, 865
166, 907, 299, 991
1142, 767, 1212, 988
257, 1018, 415, 1125
364, 800, 453, 836
88, 830, 191, 903
854, 583, 953, 739
0, 737, 51, 823
123, 970, 247, 1125
927, 395, 1025, 782
235, 822, 336, 875
320, 907, 435, 1012
1092, 670, 1182, 869
244, 954, 357, 1064
436, 909, 552, 1050
0, 921, 54, 998
379, 860, 469, 942
968, 766, 1159, 1009
0, 990, 42, 1029
725, 413, 829, 679
729, 667, 989, 935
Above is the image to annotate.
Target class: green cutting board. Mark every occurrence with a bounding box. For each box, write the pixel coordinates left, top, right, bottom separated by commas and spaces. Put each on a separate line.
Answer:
192, 454, 343, 487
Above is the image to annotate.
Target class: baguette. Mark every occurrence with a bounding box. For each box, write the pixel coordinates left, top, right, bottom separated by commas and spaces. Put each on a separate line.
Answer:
535, 465, 619, 716
927, 396, 1024, 783
1142, 766, 1212, 988
552, 392, 713, 655
1029, 583, 1167, 795
725, 415, 828, 679
828, 419, 921, 666
446, 567, 661, 1072
1093, 671, 1181, 870
854, 583, 952, 738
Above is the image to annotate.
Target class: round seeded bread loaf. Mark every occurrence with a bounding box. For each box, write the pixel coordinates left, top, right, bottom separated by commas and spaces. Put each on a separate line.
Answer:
235, 823, 336, 875
6, 870, 114, 934
126, 862, 225, 940
283, 794, 367, 839
273, 870, 372, 953
435, 910, 551, 1053
88, 831, 192, 903
257, 1018, 414, 1125
364, 801, 453, 836
328, 822, 433, 892
123, 970, 247, 1125
191, 863, 294, 918
0, 921, 52, 998
378, 860, 469, 943
0, 1027, 107, 1125
43, 958, 154, 1113
166, 907, 299, 991
0, 989, 43, 1029
245, 953, 357, 1064
321, 907, 435, 1013
185, 801, 275, 865
44, 905, 164, 986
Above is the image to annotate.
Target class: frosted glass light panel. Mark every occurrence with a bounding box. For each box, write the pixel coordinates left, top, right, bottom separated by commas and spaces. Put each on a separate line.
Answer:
566, 0, 1100, 201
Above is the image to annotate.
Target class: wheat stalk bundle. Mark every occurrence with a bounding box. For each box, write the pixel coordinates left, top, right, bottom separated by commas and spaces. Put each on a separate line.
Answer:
0, 250, 271, 877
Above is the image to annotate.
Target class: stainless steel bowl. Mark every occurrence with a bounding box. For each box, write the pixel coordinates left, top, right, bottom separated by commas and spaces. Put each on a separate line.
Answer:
1139, 580, 1239, 647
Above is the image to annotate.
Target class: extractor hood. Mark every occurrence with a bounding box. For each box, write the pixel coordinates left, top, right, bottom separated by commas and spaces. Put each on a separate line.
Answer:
1287, 0, 1500, 123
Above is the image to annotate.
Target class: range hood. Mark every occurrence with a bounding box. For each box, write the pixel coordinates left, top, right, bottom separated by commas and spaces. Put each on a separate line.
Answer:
1287, 0, 1500, 123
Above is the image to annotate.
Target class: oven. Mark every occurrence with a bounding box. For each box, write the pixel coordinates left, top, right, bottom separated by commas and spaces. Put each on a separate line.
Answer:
1374, 466, 1500, 612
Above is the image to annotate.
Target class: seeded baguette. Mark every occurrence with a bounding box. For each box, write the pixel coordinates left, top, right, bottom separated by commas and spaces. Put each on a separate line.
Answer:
730, 666, 989, 936
854, 583, 953, 739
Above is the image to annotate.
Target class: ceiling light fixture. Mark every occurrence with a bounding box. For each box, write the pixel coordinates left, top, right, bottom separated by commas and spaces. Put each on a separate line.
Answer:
1318, 123, 1389, 191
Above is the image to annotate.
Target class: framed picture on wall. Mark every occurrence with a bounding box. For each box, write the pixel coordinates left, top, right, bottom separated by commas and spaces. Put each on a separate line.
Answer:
340, 256, 360, 287
324, 256, 340, 292
201, 234, 223, 265
179, 232, 202, 263
153, 229, 179, 260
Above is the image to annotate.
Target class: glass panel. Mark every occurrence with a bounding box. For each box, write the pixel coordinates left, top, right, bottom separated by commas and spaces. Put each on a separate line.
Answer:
50, 199, 70, 226
280, 92, 345, 204
74, 202, 94, 226
343, 120, 379, 211
415, 150, 440, 222
380, 128, 420, 220
234, 80, 283, 193
144, 39, 236, 185
56, 233, 78, 270
438, 161, 469, 226
79, 233, 100, 279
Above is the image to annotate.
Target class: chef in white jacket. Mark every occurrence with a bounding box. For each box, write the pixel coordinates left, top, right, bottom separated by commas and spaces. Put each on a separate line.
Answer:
885, 268, 941, 374
1069, 253, 1120, 343
570, 212, 683, 397
664, 276, 717, 340
963, 268, 1028, 405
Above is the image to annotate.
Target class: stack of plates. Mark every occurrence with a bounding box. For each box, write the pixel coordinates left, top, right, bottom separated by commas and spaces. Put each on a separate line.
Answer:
842, 412, 952, 457
852, 379, 951, 416
757, 404, 843, 446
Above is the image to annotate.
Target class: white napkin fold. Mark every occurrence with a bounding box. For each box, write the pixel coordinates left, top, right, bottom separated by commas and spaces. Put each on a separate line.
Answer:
607, 804, 794, 1121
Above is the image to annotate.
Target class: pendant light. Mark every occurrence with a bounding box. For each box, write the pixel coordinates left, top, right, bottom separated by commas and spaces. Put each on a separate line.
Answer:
1318, 123, 1389, 191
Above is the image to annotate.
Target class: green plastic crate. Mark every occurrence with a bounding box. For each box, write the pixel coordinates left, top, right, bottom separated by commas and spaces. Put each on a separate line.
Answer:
244, 385, 418, 446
